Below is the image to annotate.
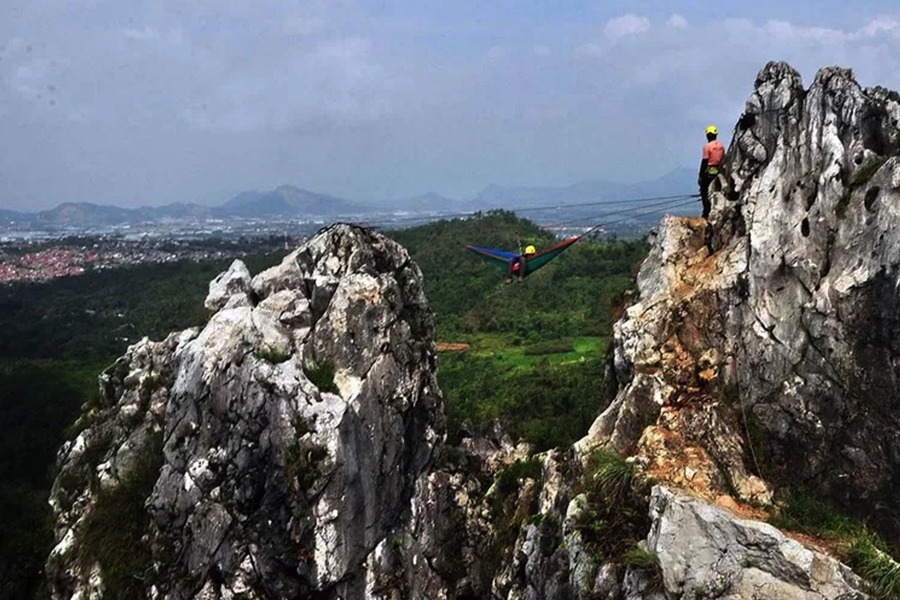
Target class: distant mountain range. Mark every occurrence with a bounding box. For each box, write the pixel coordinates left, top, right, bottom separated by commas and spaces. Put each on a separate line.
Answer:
221, 185, 364, 218
0, 209, 25, 222
0, 169, 698, 229
1, 185, 370, 228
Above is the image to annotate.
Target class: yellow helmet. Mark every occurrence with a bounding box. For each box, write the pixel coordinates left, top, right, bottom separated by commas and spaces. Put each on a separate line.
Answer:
525, 245, 536, 254
705, 125, 718, 135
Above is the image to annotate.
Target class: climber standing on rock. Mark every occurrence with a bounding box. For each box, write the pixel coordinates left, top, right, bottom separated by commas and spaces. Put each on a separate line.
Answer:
699, 125, 725, 219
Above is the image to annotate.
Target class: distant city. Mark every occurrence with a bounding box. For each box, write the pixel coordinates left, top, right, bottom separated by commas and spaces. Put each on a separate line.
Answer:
0, 236, 293, 284
0, 169, 698, 284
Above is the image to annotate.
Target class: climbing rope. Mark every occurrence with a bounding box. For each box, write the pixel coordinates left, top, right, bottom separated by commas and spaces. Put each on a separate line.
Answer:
356, 192, 700, 231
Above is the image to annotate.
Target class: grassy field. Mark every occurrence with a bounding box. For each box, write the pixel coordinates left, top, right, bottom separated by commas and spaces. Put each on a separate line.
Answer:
441, 334, 606, 371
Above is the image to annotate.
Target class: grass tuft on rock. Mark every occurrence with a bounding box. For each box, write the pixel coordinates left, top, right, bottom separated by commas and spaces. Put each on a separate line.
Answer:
285, 440, 328, 491
255, 347, 291, 364
574, 448, 650, 565
304, 360, 339, 394
624, 545, 663, 589
494, 457, 543, 497
591, 448, 636, 504
846, 536, 900, 599
769, 489, 900, 597
767, 491, 863, 539
623, 545, 658, 570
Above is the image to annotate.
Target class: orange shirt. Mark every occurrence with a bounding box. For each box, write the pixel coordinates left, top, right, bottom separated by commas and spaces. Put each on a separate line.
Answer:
703, 140, 725, 167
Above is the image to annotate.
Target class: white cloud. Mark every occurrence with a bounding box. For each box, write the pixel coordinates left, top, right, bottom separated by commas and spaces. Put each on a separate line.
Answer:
861, 16, 900, 37
579, 16, 900, 91
11, 61, 50, 97
487, 45, 508, 59
667, 14, 688, 29
571, 14, 900, 178
122, 25, 186, 47
6, 1, 900, 209
603, 14, 650, 41
122, 26, 160, 41
574, 42, 602, 58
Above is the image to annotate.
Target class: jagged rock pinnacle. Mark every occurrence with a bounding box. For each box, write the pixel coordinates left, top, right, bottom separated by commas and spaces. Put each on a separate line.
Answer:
47, 224, 444, 600
589, 61, 900, 535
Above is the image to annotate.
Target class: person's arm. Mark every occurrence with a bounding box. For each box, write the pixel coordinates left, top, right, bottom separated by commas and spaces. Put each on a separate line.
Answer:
699, 144, 710, 182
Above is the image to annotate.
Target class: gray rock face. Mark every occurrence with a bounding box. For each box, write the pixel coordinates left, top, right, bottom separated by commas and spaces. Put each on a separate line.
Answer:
392, 453, 871, 600
589, 62, 900, 531
47, 224, 442, 600
640, 487, 869, 600
726, 64, 900, 519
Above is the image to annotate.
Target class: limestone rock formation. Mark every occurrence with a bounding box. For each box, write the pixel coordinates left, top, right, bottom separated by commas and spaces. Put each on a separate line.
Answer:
47, 224, 442, 600
45, 62, 900, 600
591, 61, 900, 534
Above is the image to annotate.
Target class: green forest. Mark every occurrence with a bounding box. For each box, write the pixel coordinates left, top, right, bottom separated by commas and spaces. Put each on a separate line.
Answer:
0, 212, 648, 600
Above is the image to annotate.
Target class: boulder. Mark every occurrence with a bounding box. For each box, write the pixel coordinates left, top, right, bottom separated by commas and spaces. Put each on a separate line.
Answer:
639, 487, 869, 600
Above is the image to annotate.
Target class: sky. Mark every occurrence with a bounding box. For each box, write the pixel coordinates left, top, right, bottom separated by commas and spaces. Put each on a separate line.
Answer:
2, 1, 900, 210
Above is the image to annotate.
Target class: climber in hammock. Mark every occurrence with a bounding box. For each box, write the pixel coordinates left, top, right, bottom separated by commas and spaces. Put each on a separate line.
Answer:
465, 237, 581, 282
507, 245, 536, 283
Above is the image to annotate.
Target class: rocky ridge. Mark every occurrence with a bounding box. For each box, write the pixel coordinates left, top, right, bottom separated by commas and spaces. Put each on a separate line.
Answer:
390, 61, 899, 599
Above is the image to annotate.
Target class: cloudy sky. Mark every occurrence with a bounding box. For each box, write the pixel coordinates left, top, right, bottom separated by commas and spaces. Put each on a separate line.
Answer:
3, 0, 900, 209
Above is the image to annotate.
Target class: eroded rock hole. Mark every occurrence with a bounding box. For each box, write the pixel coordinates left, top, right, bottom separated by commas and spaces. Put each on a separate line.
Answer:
805, 192, 817, 211
801, 218, 810, 237
738, 112, 757, 131
864, 186, 881, 211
